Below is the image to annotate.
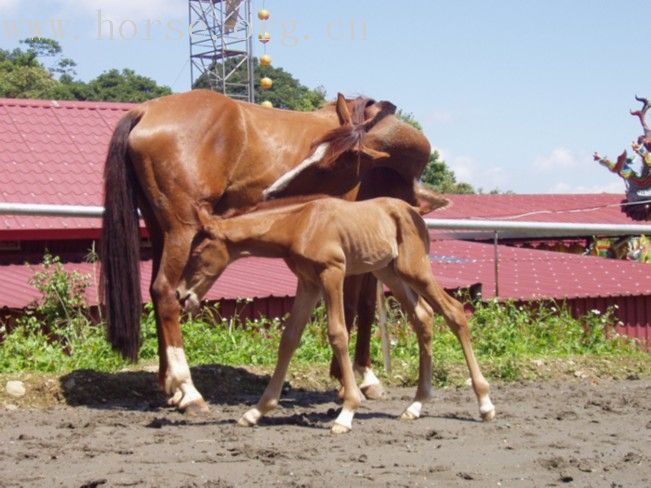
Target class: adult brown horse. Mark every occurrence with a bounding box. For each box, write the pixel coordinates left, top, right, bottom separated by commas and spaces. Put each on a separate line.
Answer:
101, 89, 446, 413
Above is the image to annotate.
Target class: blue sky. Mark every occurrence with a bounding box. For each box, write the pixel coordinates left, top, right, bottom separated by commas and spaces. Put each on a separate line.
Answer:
2, 0, 650, 194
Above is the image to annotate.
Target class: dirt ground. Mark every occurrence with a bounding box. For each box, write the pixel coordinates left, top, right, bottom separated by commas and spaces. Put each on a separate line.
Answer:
1, 367, 650, 488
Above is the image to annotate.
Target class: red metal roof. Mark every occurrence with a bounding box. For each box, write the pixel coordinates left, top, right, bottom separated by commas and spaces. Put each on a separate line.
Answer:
429, 239, 651, 301
2, 240, 649, 310
426, 193, 633, 224
0, 98, 134, 238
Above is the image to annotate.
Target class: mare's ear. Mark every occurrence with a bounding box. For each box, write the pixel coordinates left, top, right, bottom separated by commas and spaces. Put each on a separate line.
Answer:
336, 93, 353, 126
363, 100, 397, 130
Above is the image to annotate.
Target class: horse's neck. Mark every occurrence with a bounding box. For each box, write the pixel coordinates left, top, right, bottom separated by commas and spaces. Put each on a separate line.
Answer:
221, 210, 296, 258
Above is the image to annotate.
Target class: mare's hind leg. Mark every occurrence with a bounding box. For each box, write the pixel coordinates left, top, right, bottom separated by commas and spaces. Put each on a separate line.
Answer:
396, 257, 495, 421
239, 282, 321, 427
151, 227, 208, 414
373, 268, 433, 420
353, 274, 384, 399
330, 274, 384, 400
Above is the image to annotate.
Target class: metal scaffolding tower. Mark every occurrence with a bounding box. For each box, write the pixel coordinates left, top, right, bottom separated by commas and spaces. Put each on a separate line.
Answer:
189, 0, 255, 102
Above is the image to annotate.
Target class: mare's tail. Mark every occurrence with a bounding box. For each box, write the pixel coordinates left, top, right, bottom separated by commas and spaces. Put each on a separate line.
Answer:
100, 110, 144, 362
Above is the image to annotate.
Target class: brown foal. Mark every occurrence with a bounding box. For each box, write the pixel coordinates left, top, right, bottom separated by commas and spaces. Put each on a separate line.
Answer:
176, 197, 495, 433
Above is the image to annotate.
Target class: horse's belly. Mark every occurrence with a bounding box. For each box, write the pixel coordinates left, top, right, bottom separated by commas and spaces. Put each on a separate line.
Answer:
345, 241, 398, 275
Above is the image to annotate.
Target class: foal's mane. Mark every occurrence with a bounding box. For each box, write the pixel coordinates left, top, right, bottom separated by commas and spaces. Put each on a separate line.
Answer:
313, 96, 396, 168
220, 194, 331, 219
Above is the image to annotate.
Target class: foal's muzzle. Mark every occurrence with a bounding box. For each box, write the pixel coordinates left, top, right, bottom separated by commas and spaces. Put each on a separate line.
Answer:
176, 288, 200, 313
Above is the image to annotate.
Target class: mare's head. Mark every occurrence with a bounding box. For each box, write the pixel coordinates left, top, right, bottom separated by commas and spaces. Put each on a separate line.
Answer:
176, 206, 229, 312
263, 93, 431, 200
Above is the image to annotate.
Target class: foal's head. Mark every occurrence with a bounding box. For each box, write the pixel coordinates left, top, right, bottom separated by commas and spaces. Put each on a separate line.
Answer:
176, 206, 229, 312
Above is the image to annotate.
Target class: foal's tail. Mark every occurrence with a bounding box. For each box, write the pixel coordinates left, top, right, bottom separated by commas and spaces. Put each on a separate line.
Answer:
100, 110, 144, 362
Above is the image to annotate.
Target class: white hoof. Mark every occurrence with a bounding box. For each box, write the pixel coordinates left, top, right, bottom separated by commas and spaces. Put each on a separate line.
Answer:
167, 389, 182, 406
481, 408, 496, 422
479, 398, 496, 422
238, 408, 262, 427
400, 401, 422, 421
331, 422, 351, 434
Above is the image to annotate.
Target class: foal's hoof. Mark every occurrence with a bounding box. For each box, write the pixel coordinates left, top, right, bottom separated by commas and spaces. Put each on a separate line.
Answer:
237, 409, 261, 427
331, 422, 351, 435
361, 383, 385, 400
182, 398, 210, 416
481, 408, 496, 422
237, 416, 255, 427
400, 409, 419, 421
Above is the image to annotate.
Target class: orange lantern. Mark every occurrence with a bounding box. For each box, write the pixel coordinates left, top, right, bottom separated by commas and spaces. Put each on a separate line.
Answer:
258, 32, 270, 44
260, 77, 273, 90
260, 54, 272, 66
258, 9, 270, 21
261, 100, 273, 108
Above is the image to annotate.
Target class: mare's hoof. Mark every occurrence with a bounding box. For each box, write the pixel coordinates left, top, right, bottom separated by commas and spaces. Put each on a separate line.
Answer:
361, 383, 385, 400
183, 399, 210, 416
481, 408, 496, 422
400, 409, 418, 421
331, 422, 351, 435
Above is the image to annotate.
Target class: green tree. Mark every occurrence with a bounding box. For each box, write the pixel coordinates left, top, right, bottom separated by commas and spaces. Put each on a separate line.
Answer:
84, 69, 171, 103
0, 46, 59, 99
0, 38, 171, 103
193, 57, 326, 111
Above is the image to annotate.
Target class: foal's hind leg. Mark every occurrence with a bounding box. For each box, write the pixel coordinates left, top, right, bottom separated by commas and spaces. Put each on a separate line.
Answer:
239, 283, 321, 427
373, 268, 434, 420
397, 258, 495, 421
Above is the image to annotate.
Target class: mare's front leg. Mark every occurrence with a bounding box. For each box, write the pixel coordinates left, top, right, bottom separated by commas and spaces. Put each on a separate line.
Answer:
151, 227, 208, 414
239, 282, 321, 427
322, 267, 363, 434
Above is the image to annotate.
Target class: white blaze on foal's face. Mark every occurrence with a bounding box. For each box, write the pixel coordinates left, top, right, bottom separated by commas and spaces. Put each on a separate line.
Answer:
263, 143, 329, 198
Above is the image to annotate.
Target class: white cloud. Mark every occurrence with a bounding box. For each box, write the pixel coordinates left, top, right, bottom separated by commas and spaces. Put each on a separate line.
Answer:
0, 0, 19, 13
435, 147, 509, 192
59, 0, 186, 20
547, 180, 625, 194
533, 147, 583, 171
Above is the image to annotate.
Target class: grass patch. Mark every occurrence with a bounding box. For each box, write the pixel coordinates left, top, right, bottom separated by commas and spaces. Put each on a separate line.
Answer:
1, 255, 649, 389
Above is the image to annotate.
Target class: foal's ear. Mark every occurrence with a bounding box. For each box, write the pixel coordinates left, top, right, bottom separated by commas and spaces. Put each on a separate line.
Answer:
193, 203, 214, 231
336, 93, 353, 126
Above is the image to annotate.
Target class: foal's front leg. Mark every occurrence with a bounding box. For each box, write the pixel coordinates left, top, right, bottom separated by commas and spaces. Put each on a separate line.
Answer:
238, 283, 321, 427
321, 268, 363, 434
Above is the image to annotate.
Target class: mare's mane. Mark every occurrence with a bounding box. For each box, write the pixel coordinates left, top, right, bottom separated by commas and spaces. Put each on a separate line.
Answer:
312, 96, 397, 168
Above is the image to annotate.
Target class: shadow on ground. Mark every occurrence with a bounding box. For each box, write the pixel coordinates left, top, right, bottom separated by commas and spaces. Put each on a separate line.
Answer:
59, 364, 337, 411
